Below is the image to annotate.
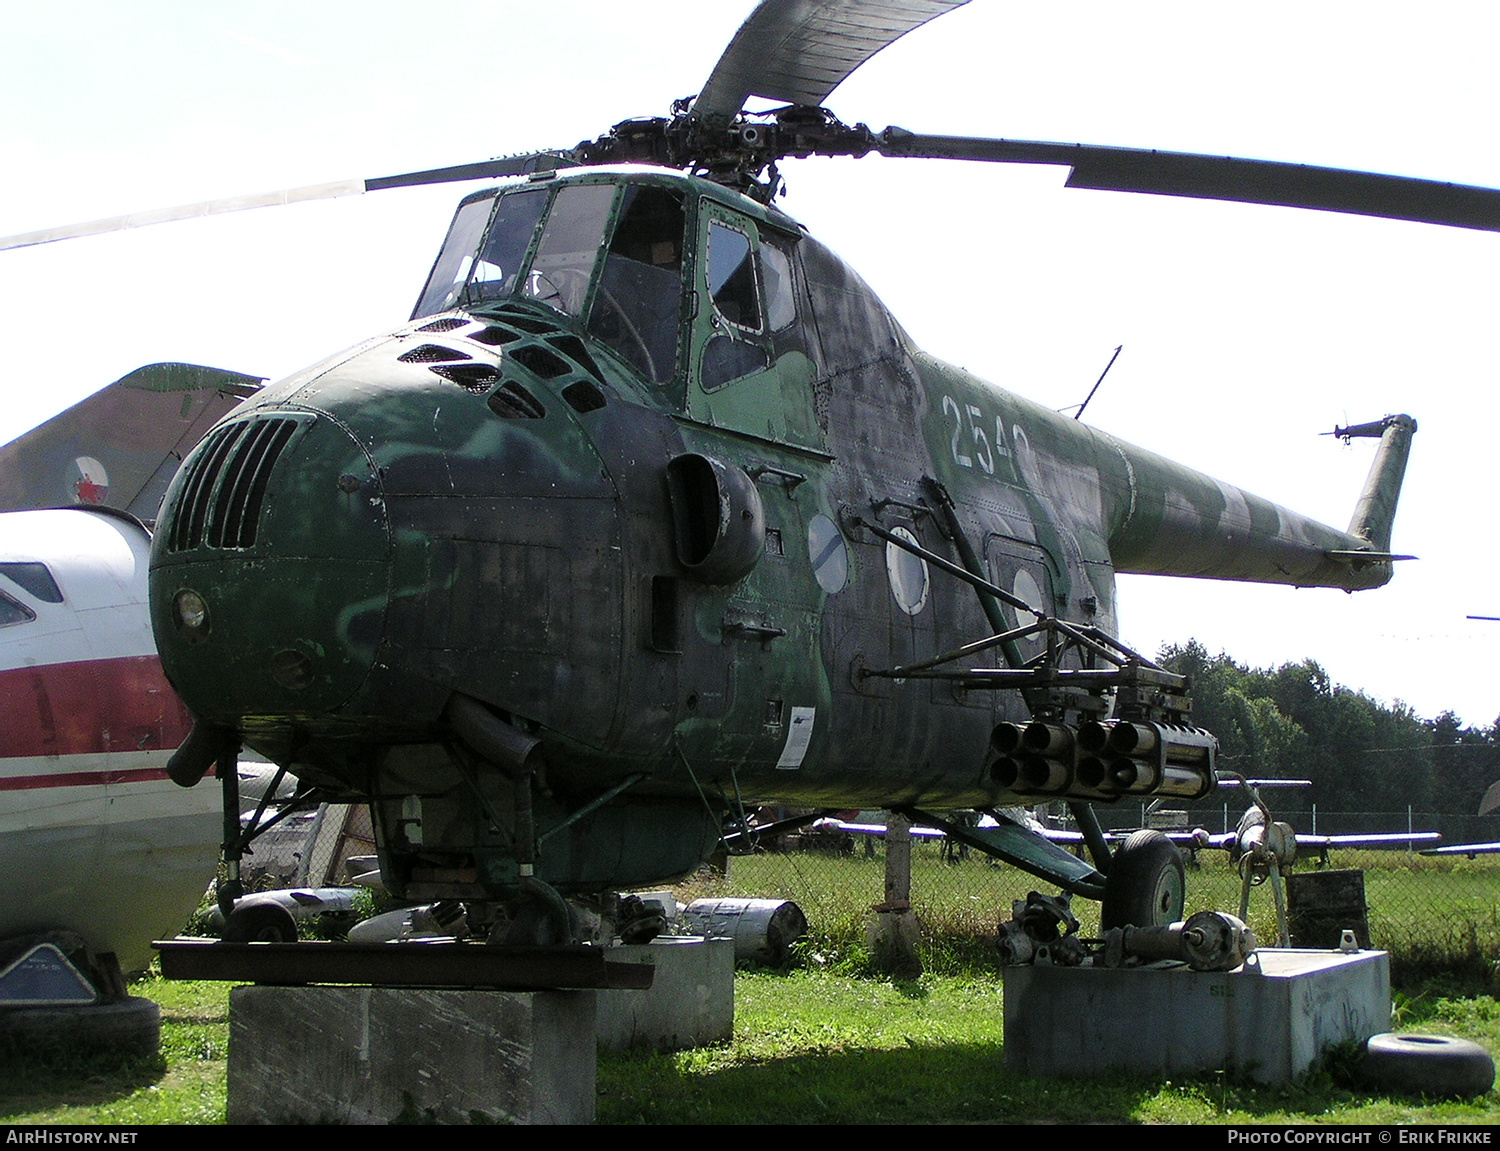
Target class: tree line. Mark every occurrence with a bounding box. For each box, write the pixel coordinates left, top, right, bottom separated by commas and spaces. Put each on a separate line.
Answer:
1152, 641, 1500, 839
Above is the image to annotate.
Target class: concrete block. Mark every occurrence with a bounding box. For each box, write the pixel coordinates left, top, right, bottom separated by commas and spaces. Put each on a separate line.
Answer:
597, 936, 734, 1052
228, 985, 596, 1124
1004, 948, 1390, 1084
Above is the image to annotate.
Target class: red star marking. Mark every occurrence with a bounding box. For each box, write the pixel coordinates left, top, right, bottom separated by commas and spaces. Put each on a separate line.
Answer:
74, 474, 106, 505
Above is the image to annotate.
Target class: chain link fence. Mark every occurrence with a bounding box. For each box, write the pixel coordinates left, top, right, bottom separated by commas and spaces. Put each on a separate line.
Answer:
671, 810, 1500, 984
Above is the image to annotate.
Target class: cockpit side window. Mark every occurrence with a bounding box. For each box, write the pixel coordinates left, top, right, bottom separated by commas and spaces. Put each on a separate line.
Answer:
0, 589, 35, 628
587, 185, 686, 385
522, 183, 617, 317
0, 562, 63, 603
410, 191, 497, 319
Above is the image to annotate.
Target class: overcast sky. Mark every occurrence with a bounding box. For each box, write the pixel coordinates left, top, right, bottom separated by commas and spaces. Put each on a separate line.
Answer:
3, 1, 1497, 725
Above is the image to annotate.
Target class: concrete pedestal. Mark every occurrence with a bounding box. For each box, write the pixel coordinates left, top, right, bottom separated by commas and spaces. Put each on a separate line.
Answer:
1003, 949, 1390, 1084
227, 986, 596, 1124
596, 936, 733, 1052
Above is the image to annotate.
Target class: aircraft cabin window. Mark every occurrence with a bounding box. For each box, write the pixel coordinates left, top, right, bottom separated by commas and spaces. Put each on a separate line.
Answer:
0, 562, 63, 603
586, 185, 686, 385
465, 187, 551, 305
523, 183, 616, 317
411, 191, 497, 319
761, 236, 798, 334
0, 589, 35, 628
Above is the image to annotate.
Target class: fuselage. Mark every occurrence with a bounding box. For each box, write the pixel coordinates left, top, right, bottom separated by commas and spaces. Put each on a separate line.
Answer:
0, 508, 219, 971
147, 167, 1394, 898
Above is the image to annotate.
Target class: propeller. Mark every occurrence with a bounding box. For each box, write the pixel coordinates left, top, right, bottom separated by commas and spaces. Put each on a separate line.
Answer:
7, 0, 1500, 251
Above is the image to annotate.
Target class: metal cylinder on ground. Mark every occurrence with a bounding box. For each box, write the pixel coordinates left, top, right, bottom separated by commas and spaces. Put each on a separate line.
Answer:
681, 898, 807, 966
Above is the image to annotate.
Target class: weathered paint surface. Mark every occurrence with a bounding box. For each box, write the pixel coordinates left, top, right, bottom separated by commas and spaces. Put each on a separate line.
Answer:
148, 170, 1409, 898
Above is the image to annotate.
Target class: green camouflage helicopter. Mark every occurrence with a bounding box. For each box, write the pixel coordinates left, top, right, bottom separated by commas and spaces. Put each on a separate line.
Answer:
10, 0, 1470, 945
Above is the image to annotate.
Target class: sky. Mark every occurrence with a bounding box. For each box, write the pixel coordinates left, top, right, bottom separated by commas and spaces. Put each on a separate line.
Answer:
2, 1, 1498, 725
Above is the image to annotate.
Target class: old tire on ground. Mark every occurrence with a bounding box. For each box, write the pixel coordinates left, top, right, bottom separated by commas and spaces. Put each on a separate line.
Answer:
1100, 829, 1186, 930
0, 996, 160, 1061
1361, 1032, 1495, 1097
222, 901, 298, 943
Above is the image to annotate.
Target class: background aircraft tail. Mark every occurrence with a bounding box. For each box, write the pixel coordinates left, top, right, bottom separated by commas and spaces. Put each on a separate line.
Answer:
0, 363, 262, 522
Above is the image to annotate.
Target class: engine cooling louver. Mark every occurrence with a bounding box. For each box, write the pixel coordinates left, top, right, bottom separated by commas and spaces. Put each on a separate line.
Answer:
168, 418, 299, 552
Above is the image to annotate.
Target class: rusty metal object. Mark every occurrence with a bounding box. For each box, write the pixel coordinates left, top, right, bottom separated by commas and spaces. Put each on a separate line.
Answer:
1101, 911, 1258, 973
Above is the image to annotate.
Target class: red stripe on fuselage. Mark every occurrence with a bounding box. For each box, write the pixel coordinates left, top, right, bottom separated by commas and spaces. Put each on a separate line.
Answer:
0, 765, 174, 790
0, 655, 194, 759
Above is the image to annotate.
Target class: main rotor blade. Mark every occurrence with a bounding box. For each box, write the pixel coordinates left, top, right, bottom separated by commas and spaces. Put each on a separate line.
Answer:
693, 0, 969, 125
0, 153, 576, 253
875, 130, 1500, 232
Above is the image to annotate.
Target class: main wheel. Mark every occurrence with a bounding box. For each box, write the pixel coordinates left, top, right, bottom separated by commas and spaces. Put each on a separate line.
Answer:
222, 901, 298, 943
1100, 829, 1186, 930
1362, 1033, 1496, 1097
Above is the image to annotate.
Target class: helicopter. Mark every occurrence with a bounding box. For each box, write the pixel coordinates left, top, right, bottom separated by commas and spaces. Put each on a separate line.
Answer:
4, 0, 1490, 946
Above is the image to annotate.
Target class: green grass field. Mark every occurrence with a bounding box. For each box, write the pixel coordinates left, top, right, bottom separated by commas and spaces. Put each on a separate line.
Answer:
3, 847, 1498, 1124
5, 967, 1498, 1126
679, 844, 1500, 984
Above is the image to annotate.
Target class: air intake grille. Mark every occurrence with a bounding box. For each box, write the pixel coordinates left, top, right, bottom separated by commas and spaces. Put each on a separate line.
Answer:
168, 418, 299, 552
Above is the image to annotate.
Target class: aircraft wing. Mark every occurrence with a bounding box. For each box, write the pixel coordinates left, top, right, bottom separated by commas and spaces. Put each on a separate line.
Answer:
0, 363, 262, 521
1421, 841, 1500, 857
1303, 832, 1442, 848
821, 819, 948, 840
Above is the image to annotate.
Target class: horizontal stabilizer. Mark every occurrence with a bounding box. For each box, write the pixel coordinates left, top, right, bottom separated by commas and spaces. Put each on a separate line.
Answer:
1325, 549, 1417, 564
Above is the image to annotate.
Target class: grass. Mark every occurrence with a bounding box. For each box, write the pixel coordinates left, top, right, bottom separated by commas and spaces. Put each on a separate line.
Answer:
0, 976, 227, 1124
3, 966, 1499, 1125
4, 846, 1500, 1123
677, 844, 1500, 986
599, 970, 1500, 1125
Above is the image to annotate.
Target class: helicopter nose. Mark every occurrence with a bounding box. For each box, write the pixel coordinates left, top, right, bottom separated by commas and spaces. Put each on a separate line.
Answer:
150, 411, 390, 721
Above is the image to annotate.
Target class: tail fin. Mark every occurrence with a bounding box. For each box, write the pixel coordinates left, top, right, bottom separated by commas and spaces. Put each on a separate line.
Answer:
1340, 414, 1417, 552
0, 363, 261, 522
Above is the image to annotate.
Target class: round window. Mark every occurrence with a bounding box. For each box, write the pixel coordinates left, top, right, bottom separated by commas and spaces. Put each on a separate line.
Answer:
884, 527, 930, 615
807, 514, 849, 594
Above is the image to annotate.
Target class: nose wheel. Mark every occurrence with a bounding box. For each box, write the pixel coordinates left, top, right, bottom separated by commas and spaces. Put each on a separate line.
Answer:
222, 901, 299, 944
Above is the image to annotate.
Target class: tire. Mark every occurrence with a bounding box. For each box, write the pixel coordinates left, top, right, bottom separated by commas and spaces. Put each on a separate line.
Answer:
0, 996, 160, 1061
1362, 1032, 1495, 1098
1100, 829, 1186, 930
222, 901, 299, 943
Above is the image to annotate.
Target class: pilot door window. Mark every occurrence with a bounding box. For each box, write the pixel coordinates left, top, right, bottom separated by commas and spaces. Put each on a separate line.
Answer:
701, 221, 804, 391
586, 185, 687, 385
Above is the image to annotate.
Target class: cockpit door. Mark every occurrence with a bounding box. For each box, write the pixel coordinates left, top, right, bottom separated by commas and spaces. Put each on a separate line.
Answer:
687, 203, 822, 451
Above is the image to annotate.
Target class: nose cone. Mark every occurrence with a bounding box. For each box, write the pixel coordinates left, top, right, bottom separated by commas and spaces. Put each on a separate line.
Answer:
150, 412, 390, 723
